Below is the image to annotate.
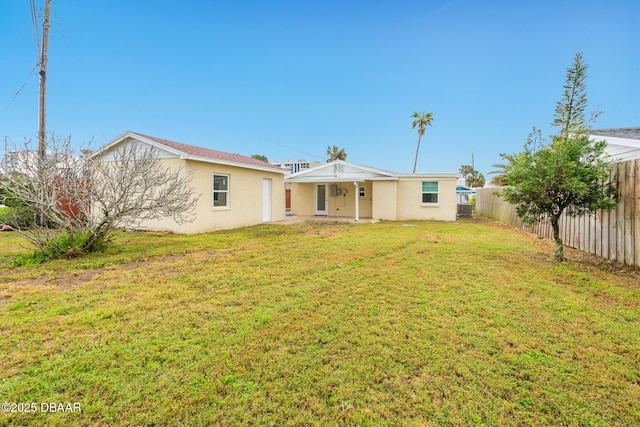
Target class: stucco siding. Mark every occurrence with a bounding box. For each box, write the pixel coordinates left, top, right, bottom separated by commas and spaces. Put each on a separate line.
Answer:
291, 181, 373, 218
372, 181, 398, 220
136, 159, 285, 234
286, 161, 458, 222
290, 183, 316, 216
115, 158, 191, 234
395, 177, 457, 221
327, 183, 356, 217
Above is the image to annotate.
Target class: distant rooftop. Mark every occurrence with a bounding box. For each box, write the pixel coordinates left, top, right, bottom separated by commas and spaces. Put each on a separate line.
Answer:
590, 127, 640, 161
590, 127, 640, 140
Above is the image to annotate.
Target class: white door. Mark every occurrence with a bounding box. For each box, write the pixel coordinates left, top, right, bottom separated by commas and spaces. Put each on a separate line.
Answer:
262, 178, 272, 222
315, 184, 328, 215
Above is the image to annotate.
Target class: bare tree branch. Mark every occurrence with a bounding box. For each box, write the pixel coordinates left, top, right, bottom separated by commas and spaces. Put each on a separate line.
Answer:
1, 135, 200, 258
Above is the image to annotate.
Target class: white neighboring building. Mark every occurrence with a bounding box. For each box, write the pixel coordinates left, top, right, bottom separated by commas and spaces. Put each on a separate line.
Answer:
0, 150, 40, 176
455, 177, 476, 204
590, 127, 640, 161
272, 159, 321, 174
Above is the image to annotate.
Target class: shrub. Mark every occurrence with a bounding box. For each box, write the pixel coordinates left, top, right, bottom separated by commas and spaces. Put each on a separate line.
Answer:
0, 206, 36, 228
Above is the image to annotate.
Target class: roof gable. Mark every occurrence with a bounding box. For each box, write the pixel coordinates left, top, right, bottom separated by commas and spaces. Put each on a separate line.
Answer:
93, 131, 285, 173
286, 160, 396, 182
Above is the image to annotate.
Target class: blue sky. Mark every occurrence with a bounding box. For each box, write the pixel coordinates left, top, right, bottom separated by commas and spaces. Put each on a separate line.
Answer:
1, 0, 638, 178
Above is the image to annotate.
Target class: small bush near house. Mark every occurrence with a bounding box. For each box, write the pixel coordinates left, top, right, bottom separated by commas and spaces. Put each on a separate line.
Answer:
0, 183, 36, 228
0, 206, 35, 228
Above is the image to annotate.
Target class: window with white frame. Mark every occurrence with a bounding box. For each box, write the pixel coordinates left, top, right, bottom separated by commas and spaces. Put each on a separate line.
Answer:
421, 181, 438, 203
213, 174, 229, 208
359, 186, 366, 198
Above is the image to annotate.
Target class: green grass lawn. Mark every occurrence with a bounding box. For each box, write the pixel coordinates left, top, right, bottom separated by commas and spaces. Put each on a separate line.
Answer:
0, 218, 638, 426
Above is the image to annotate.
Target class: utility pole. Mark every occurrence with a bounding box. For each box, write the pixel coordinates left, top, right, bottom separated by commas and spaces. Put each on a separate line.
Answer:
36, 0, 52, 227
38, 0, 52, 161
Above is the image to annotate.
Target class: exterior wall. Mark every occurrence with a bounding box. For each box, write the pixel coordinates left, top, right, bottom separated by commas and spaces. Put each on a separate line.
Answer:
290, 181, 373, 218
395, 177, 457, 221
137, 159, 285, 234
372, 181, 398, 220
290, 183, 315, 216
290, 177, 457, 222
328, 182, 371, 218
124, 158, 191, 233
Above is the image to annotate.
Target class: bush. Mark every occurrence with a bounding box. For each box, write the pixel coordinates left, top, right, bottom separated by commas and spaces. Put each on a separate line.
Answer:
0, 206, 36, 228
1, 181, 36, 227
15, 230, 107, 264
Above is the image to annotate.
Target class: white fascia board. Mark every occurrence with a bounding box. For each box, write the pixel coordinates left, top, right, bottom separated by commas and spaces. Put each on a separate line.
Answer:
337, 160, 396, 177
368, 176, 400, 181
89, 131, 131, 159
284, 177, 373, 184
91, 131, 184, 160
288, 159, 395, 179
396, 173, 460, 180
591, 135, 640, 148
183, 155, 287, 174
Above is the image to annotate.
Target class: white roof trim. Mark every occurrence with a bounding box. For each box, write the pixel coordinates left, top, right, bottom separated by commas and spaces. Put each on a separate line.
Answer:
287, 160, 396, 179
396, 173, 461, 179
285, 159, 459, 183
590, 135, 640, 148
173, 152, 287, 174
589, 135, 640, 162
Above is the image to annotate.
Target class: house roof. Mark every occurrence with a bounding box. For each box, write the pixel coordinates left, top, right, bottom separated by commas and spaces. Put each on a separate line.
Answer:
93, 131, 285, 174
590, 127, 640, 162
285, 160, 459, 183
590, 127, 640, 140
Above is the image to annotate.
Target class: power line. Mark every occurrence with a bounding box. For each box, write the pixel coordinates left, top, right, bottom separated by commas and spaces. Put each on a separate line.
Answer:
30, 0, 41, 57
7, 66, 38, 108
271, 140, 324, 160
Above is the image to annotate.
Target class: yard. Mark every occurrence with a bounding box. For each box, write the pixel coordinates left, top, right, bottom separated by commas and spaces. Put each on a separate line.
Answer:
0, 218, 638, 426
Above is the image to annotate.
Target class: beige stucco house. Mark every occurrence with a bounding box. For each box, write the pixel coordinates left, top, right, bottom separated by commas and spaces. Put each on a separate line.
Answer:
286, 160, 459, 221
94, 132, 286, 234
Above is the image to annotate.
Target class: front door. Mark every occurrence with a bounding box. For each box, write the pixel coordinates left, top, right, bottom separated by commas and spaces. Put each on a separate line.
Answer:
315, 184, 328, 215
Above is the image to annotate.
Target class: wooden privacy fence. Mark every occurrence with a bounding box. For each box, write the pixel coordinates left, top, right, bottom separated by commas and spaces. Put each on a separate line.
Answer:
476, 159, 640, 267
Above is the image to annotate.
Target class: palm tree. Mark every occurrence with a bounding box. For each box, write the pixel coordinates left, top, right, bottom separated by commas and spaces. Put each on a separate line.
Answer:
459, 164, 485, 188
467, 170, 485, 188
411, 111, 434, 173
459, 165, 475, 181
326, 145, 347, 162
488, 153, 514, 186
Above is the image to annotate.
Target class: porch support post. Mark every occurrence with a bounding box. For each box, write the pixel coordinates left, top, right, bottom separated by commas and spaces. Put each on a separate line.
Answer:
353, 181, 359, 222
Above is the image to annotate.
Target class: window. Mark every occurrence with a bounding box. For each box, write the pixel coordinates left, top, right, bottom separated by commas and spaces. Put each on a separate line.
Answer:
213, 174, 229, 207
421, 181, 438, 204
359, 186, 366, 198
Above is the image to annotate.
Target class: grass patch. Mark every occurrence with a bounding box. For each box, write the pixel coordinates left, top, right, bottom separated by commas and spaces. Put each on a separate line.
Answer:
0, 218, 638, 425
